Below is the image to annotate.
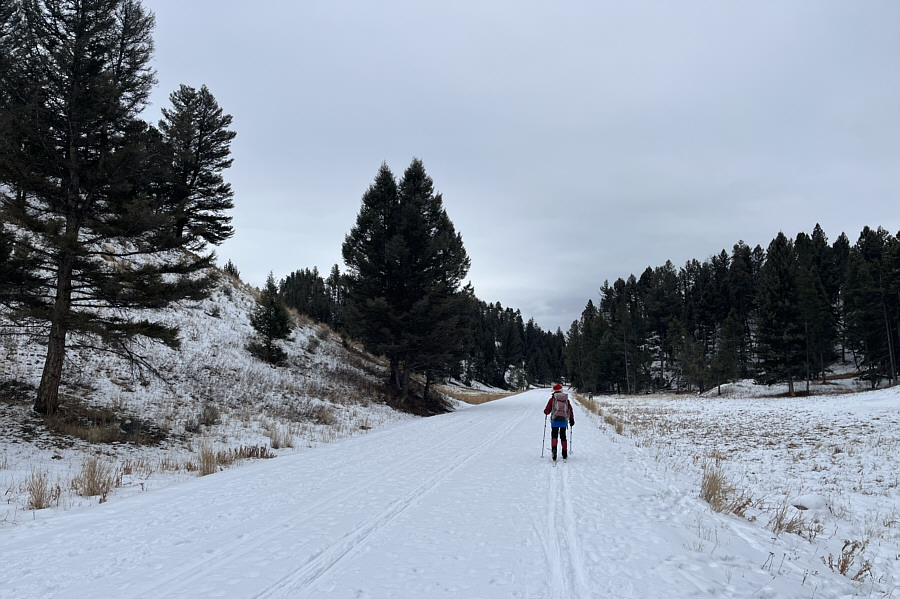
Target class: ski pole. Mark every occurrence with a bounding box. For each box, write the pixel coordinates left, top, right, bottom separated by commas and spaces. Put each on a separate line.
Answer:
541, 414, 547, 458
569, 423, 573, 456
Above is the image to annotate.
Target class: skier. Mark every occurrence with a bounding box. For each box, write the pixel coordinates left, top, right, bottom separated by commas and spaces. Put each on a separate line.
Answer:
543, 384, 574, 461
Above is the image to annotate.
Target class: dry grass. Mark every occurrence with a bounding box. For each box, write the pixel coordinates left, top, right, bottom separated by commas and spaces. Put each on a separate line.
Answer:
26, 469, 60, 510
198, 443, 218, 476
822, 540, 873, 581
576, 394, 626, 435
699, 460, 752, 517
196, 443, 275, 476
265, 423, 296, 449
768, 504, 823, 541
72, 456, 117, 500
44, 400, 166, 446
435, 384, 514, 405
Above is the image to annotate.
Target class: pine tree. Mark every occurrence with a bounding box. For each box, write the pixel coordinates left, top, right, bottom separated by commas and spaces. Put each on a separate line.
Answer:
223, 259, 240, 279
342, 159, 470, 407
0, 0, 215, 414
756, 233, 805, 394
248, 273, 291, 365
158, 84, 235, 248
843, 227, 897, 387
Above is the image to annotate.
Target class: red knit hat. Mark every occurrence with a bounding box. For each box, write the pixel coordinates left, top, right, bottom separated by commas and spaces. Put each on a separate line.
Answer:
553, 384, 563, 391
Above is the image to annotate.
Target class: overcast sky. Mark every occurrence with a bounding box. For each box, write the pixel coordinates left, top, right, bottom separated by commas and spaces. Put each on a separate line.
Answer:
143, 1, 900, 332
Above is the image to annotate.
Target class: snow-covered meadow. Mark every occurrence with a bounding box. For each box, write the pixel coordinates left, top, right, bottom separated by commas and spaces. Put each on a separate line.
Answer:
584, 382, 900, 595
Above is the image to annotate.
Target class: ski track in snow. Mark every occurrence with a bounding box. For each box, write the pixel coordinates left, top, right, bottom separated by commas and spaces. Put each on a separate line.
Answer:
250, 407, 530, 599
131, 420, 485, 598
0, 388, 872, 598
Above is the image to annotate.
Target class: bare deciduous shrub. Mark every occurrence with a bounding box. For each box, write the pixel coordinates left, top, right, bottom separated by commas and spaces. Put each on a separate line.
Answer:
186, 403, 222, 432
73, 456, 116, 500
26, 469, 59, 510
822, 540, 873, 581
199, 403, 221, 426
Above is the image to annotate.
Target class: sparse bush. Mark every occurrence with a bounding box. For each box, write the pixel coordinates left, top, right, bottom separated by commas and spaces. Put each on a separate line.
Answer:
73, 456, 116, 500
185, 402, 222, 433
199, 402, 221, 426
310, 404, 337, 426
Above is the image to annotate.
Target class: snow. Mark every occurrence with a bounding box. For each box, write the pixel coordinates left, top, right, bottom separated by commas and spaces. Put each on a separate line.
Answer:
3, 387, 897, 598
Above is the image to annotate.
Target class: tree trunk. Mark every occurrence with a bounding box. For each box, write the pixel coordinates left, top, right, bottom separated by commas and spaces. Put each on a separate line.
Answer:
884, 300, 897, 386
35, 247, 75, 415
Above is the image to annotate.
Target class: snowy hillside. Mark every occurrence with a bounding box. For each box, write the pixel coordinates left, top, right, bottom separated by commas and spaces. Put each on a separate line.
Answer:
2, 387, 899, 598
0, 268, 416, 523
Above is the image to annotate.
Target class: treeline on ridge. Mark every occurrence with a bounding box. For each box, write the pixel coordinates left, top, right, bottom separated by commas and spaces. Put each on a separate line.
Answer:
565, 224, 900, 396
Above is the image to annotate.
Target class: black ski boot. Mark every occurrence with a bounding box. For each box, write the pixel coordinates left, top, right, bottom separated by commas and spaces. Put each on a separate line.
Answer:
562, 450, 568, 460
551, 447, 557, 462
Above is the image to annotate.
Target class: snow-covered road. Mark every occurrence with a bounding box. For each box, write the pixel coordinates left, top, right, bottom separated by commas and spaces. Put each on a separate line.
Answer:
0, 389, 860, 598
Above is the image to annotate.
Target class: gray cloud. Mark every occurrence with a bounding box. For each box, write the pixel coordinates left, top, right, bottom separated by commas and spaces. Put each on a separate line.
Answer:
144, 0, 900, 332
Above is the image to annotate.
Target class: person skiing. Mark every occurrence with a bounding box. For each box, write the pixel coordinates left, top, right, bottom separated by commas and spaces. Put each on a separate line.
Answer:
543, 384, 574, 461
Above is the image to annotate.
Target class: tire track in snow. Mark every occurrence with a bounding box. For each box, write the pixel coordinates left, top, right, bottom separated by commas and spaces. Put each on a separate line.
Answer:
128, 419, 481, 599
251, 406, 531, 599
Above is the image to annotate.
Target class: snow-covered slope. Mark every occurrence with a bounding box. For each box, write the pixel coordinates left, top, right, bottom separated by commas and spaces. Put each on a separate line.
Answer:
3, 388, 894, 598
0, 270, 412, 522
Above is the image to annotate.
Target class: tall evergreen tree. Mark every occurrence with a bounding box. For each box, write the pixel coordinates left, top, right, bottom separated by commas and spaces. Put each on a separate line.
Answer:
843, 227, 897, 387
0, 0, 215, 414
342, 159, 470, 407
158, 84, 235, 248
755, 233, 805, 394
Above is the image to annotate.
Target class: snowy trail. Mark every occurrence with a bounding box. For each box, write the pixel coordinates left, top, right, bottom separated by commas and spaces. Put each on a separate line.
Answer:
0, 389, 858, 598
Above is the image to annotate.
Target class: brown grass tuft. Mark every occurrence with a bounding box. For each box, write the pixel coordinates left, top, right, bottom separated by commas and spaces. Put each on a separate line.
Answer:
26, 469, 60, 510
72, 456, 117, 500
699, 460, 752, 516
